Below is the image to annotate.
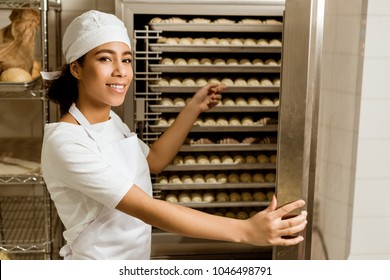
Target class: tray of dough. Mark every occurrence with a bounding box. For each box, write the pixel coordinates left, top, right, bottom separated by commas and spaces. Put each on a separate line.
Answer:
149, 124, 278, 133
149, 64, 281, 73
149, 44, 281, 53
176, 201, 269, 209
153, 182, 276, 191
164, 162, 276, 171
150, 23, 282, 33
149, 85, 280, 93
149, 105, 278, 113
179, 143, 277, 152
0, 77, 40, 93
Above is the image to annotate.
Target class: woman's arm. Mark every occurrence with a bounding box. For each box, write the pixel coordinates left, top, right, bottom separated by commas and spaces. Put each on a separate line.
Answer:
116, 185, 307, 246
146, 83, 224, 173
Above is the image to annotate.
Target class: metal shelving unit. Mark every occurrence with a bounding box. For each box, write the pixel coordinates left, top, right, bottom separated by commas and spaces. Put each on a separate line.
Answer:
0, 0, 62, 260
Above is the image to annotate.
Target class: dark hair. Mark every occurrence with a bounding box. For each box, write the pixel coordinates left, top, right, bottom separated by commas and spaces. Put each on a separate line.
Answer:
46, 55, 85, 116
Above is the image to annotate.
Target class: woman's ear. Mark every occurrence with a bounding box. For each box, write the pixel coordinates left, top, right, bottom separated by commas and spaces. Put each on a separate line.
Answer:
69, 62, 82, 79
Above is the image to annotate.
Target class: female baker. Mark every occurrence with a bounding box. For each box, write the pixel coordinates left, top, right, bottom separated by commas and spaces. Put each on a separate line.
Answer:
41, 10, 307, 260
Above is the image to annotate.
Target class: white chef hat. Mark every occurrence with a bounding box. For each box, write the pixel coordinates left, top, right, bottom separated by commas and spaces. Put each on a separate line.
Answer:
62, 10, 131, 64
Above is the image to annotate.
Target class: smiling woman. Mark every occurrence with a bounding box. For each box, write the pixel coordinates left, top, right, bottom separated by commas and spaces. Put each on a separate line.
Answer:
41, 10, 307, 260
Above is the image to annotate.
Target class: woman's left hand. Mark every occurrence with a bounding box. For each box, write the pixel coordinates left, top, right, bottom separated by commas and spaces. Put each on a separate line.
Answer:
189, 83, 225, 113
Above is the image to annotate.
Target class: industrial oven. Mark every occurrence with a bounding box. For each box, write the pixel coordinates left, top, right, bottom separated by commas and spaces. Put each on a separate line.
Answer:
115, 0, 325, 260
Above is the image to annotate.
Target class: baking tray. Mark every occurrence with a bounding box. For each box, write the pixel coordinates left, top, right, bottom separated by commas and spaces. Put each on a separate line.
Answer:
149, 44, 282, 53
153, 182, 276, 191
149, 105, 278, 113
0, 77, 40, 93
150, 23, 282, 33
149, 124, 278, 133
149, 85, 280, 93
164, 162, 276, 171
179, 143, 278, 152
149, 64, 281, 73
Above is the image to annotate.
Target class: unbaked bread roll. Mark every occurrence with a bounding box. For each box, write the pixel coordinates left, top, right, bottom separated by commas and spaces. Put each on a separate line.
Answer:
235, 97, 247, 106
158, 176, 168, 184
234, 78, 247, 86
194, 118, 203, 125
256, 39, 269, 46
1, 67, 32, 82
190, 18, 211, 24
253, 191, 266, 202
273, 78, 281, 86
161, 58, 174, 65
150, 17, 163, 24
193, 38, 206, 45
227, 58, 238, 65
195, 78, 208, 86
208, 78, 220, 84
241, 116, 254, 125
260, 78, 273, 86
244, 38, 256, 46
221, 155, 233, 164
216, 173, 227, 183
166, 37, 179, 45
239, 58, 251, 65
269, 39, 282, 46
157, 78, 169, 86
174, 97, 186, 106
245, 155, 257, 163
179, 192, 191, 203
265, 59, 278, 66
273, 98, 280, 105
169, 175, 182, 184
182, 175, 194, 184
156, 118, 168, 126
222, 98, 235, 106
187, 58, 200, 65
203, 192, 215, 202
191, 192, 203, 202
248, 97, 260, 106
205, 173, 217, 183
216, 118, 229, 126
233, 155, 245, 163
229, 117, 241, 126
247, 78, 260, 86
241, 191, 253, 201
240, 173, 252, 183
193, 173, 205, 183
182, 78, 196, 86
157, 37, 167, 43
184, 155, 196, 165
230, 38, 243, 46
260, 97, 274, 106
167, 117, 176, 125
216, 192, 229, 202
218, 138, 240, 144
166, 193, 178, 203
214, 18, 235, 24
257, 154, 270, 163
174, 58, 187, 65
265, 173, 276, 182
205, 38, 218, 45
204, 117, 216, 126
210, 155, 221, 164
252, 173, 265, 183
179, 37, 192, 45
160, 97, 173, 106
242, 137, 259, 144
239, 18, 262, 24
265, 19, 282, 25
200, 58, 212, 65
229, 192, 241, 202
213, 58, 226, 65
252, 58, 264, 65
169, 78, 182, 86
173, 155, 184, 165
197, 155, 210, 164
270, 155, 277, 163
227, 173, 240, 183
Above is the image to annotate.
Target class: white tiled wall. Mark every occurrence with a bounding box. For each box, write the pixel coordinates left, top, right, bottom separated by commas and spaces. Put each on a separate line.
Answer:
349, 0, 390, 260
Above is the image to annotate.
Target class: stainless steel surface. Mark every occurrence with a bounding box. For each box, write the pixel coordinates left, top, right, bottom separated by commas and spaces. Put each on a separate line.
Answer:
273, 0, 324, 260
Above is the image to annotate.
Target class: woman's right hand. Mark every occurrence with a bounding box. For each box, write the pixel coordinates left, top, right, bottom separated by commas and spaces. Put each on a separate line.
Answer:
241, 195, 308, 246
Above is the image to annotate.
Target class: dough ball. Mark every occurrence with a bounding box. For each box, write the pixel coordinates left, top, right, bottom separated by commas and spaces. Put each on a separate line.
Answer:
252, 173, 265, 183
193, 173, 205, 183
256, 39, 269, 46
229, 192, 241, 202
235, 97, 247, 106
205, 173, 217, 183
221, 155, 233, 164
248, 97, 260, 106
260, 78, 273, 86
239, 18, 262, 24
193, 38, 205, 45
213, 58, 226, 65
182, 175, 194, 184
216, 173, 227, 183
203, 117, 216, 126
158, 176, 168, 184
169, 78, 182, 86
273, 78, 281, 86
265, 59, 278, 65
169, 175, 182, 184
194, 118, 203, 125
173, 155, 184, 165
157, 78, 169, 86
239, 58, 251, 65
174, 58, 187, 65
166, 193, 178, 203
179, 37, 192, 45
200, 58, 212, 65
191, 192, 203, 202
150, 17, 163, 24
233, 155, 245, 164
160, 97, 174, 106
187, 58, 200, 65
253, 191, 266, 202
216, 192, 229, 202
1, 67, 32, 82
273, 98, 280, 105
252, 58, 264, 65
174, 97, 186, 106
156, 118, 168, 126
241, 116, 254, 125
247, 78, 260, 86
208, 78, 220, 84
216, 118, 229, 126
245, 155, 257, 163
214, 18, 235, 24
227, 58, 238, 65
210, 155, 221, 164
190, 18, 211, 24
166, 37, 179, 45
270, 154, 277, 163
197, 155, 210, 164
260, 97, 274, 106
227, 173, 240, 183
184, 155, 196, 165
195, 77, 208, 86
229, 117, 241, 126
265, 19, 282, 25
243, 38, 256, 46
241, 191, 253, 201
218, 38, 230, 45
230, 38, 243, 46
269, 39, 282, 46
157, 37, 167, 43
237, 211, 249, 220
234, 78, 247, 86
179, 192, 191, 203
265, 173, 276, 182
167, 117, 176, 125
203, 192, 215, 202
222, 98, 235, 106
161, 58, 174, 65
182, 78, 196, 86
240, 173, 253, 183
257, 154, 270, 163
205, 38, 218, 45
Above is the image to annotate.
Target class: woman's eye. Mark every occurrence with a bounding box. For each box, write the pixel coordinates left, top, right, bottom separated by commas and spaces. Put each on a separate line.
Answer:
123, 58, 132, 63
99, 57, 111, 62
